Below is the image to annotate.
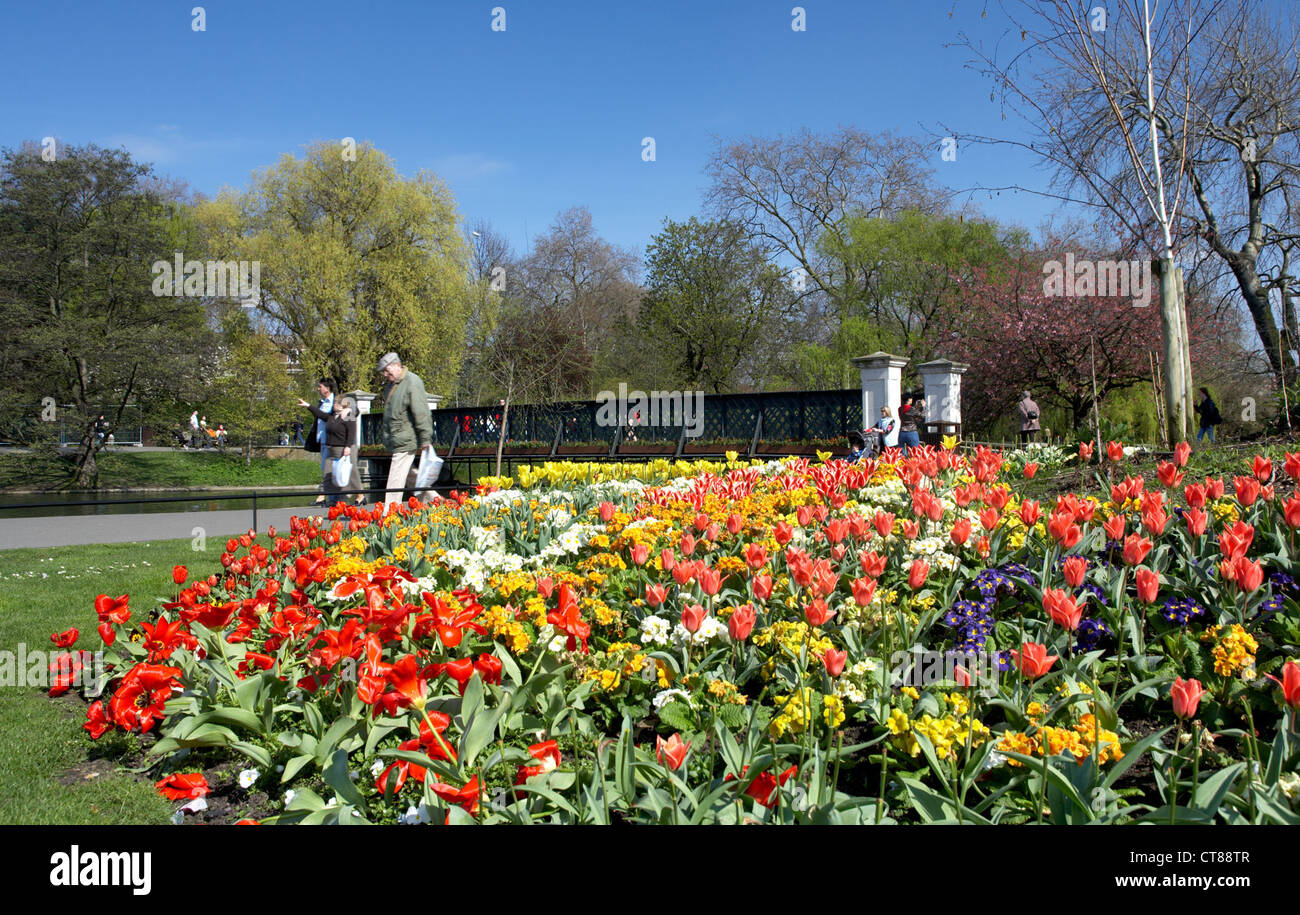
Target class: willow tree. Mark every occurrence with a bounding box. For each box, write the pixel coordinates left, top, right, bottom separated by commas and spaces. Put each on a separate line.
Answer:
198, 140, 473, 397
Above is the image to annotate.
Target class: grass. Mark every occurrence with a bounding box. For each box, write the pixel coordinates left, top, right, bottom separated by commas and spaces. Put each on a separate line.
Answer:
0, 538, 231, 824
0, 449, 323, 492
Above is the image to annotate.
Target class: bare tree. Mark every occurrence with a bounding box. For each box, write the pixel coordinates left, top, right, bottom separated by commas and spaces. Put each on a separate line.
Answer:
703, 126, 951, 319
953, 0, 1300, 436
512, 207, 642, 397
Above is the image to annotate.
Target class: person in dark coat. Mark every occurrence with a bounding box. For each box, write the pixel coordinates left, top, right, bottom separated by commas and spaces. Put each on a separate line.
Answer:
898, 396, 925, 456
299, 394, 363, 506
1195, 387, 1222, 443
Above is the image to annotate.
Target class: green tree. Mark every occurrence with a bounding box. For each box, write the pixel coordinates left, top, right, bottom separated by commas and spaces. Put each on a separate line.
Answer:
0, 142, 213, 485
638, 218, 789, 393
197, 140, 473, 398
210, 311, 296, 464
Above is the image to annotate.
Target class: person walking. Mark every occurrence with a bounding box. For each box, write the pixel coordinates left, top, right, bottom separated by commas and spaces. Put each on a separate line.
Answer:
377, 352, 435, 508
189, 410, 200, 448
1017, 391, 1041, 445
292, 419, 304, 447
898, 395, 925, 456
1195, 387, 1222, 443
299, 394, 362, 506
312, 378, 336, 504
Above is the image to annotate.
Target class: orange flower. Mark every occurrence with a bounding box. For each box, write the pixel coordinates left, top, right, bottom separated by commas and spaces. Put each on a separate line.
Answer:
1062, 556, 1088, 589
1042, 588, 1082, 631
155, 772, 209, 800
1121, 533, 1152, 566
907, 559, 930, 589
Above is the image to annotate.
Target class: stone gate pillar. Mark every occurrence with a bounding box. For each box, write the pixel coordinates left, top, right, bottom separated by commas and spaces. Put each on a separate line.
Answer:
914, 359, 968, 438
851, 352, 907, 449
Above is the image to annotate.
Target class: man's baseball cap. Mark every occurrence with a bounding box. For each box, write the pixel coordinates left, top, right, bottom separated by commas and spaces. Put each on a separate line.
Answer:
377, 352, 400, 373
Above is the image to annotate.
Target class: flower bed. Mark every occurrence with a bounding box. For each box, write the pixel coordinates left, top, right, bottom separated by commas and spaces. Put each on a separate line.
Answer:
55, 441, 1300, 824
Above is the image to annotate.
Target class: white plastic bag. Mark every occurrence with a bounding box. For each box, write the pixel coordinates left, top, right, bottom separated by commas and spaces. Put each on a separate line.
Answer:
413, 447, 443, 491
332, 454, 353, 488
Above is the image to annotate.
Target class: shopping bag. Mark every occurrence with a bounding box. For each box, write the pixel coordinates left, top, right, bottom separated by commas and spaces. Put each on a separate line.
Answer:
332, 454, 353, 488
413, 447, 443, 490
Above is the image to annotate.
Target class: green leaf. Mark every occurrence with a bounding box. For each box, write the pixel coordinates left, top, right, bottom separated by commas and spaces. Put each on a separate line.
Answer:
657, 701, 695, 733
231, 741, 272, 769
324, 748, 366, 809
281, 754, 314, 783
1193, 763, 1245, 815
1102, 727, 1172, 790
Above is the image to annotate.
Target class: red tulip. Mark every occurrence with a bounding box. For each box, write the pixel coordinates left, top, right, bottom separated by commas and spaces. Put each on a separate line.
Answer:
986, 486, 1011, 510
155, 772, 209, 800
1062, 556, 1088, 589
979, 507, 1000, 531
172, 565, 188, 585
631, 543, 650, 566
1183, 507, 1207, 537
907, 560, 929, 589
873, 512, 895, 538
822, 648, 847, 678
1023, 462, 1039, 479
681, 603, 707, 633
671, 563, 696, 586
1135, 567, 1160, 604
656, 733, 691, 770
679, 532, 697, 556
1285, 497, 1300, 529
697, 567, 722, 596
1102, 514, 1125, 542
659, 549, 676, 572
851, 576, 877, 607
645, 583, 668, 607
1266, 660, 1300, 709
536, 577, 554, 599
1019, 500, 1041, 527
1219, 521, 1254, 561
1252, 455, 1273, 483
599, 501, 615, 522
728, 604, 756, 641
805, 599, 836, 627
1234, 556, 1264, 593
859, 550, 887, 578
752, 573, 774, 601
796, 505, 814, 527
1183, 483, 1206, 509
900, 520, 920, 540
1078, 441, 1094, 462
773, 521, 794, 545
1233, 476, 1261, 507
950, 518, 972, 546
1122, 533, 1152, 566
744, 543, 768, 570
1171, 677, 1204, 720
727, 513, 744, 535
1042, 588, 1083, 631
1107, 440, 1124, 462
1156, 461, 1184, 489
1173, 441, 1191, 467
1205, 476, 1226, 500
50, 628, 79, 648
1285, 451, 1300, 482
1010, 642, 1058, 679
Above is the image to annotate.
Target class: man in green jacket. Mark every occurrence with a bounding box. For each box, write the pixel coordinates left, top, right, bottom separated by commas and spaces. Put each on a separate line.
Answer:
377, 351, 435, 508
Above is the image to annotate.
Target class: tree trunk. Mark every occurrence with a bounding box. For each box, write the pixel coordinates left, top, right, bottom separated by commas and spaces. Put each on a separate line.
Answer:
1226, 252, 1293, 391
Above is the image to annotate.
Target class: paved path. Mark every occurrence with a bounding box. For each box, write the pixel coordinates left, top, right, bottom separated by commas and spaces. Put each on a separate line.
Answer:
0, 505, 332, 550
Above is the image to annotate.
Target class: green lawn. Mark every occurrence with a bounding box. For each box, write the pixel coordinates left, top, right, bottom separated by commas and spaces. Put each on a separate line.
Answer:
0, 449, 322, 491
0, 538, 231, 824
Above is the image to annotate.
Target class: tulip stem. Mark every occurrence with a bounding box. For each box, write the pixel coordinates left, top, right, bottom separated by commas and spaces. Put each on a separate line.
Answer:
1168, 721, 1183, 825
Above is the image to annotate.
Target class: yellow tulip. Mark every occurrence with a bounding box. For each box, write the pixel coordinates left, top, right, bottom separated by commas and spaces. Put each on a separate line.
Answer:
942, 434, 959, 451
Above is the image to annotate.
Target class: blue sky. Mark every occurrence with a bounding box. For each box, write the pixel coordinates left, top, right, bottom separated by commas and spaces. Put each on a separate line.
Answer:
2, 0, 1094, 260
